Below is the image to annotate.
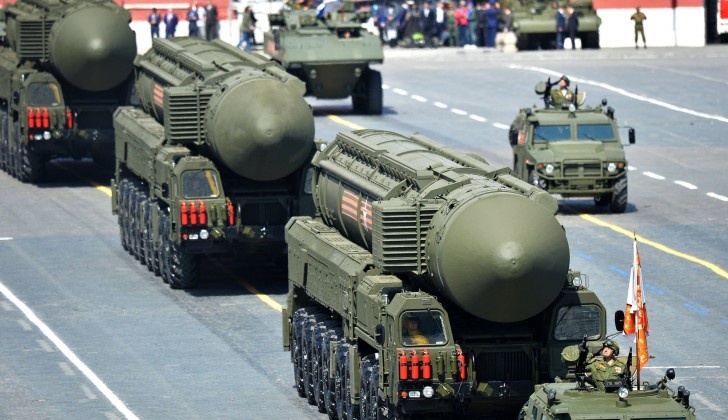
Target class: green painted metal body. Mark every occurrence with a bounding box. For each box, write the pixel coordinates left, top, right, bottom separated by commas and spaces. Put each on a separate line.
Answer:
510, 83, 633, 213
112, 38, 317, 287
502, 0, 600, 49
0, 0, 136, 182
263, 4, 384, 114
284, 129, 609, 417
521, 374, 697, 419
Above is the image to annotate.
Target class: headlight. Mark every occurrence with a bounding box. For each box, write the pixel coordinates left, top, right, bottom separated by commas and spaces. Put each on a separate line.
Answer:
618, 387, 629, 399
422, 386, 434, 398
199, 229, 209, 240
408, 390, 421, 398
43, 131, 52, 140
188, 233, 199, 240
607, 162, 617, 173
34, 134, 43, 140
309, 69, 317, 79
572, 275, 583, 287
545, 164, 555, 174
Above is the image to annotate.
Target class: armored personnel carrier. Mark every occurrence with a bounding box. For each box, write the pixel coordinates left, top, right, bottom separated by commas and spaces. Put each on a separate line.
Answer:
263, 1, 384, 114
0, 0, 136, 183
509, 78, 635, 213
520, 312, 697, 419
501, 0, 600, 50
112, 38, 317, 289
284, 129, 611, 418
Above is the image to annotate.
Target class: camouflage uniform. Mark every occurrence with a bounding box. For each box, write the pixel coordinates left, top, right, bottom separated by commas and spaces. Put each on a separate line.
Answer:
586, 340, 626, 391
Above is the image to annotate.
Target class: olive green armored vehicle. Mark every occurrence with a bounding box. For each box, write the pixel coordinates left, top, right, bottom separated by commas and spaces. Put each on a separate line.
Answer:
0, 0, 136, 183
520, 312, 697, 420
111, 38, 318, 289
509, 78, 635, 213
263, 1, 384, 114
501, 0, 600, 50
284, 129, 612, 418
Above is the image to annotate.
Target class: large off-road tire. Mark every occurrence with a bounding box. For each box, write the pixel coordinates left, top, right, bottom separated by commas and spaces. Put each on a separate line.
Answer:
359, 355, 380, 420
118, 179, 130, 251
610, 176, 628, 213
324, 327, 343, 419
15, 141, 45, 183
143, 200, 154, 270
304, 313, 331, 405
159, 212, 172, 284
0, 108, 9, 172
352, 69, 383, 115
167, 240, 198, 289
334, 343, 349, 420
311, 320, 339, 408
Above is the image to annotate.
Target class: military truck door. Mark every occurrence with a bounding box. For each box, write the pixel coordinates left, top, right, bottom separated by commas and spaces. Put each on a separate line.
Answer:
510, 120, 528, 178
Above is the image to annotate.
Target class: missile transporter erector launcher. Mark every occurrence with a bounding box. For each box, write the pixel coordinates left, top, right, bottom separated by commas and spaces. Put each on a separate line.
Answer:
0, 0, 136, 182
284, 129, 609, 418
112, 38, 317, 289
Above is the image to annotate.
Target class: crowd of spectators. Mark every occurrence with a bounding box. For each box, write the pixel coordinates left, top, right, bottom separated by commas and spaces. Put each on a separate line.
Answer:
371, 0, 513, 48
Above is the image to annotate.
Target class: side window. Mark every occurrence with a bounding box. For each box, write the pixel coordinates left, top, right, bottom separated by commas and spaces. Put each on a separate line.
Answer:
554, 305, 602, 341
182, 169, 220, 199
28, 83, 62, 106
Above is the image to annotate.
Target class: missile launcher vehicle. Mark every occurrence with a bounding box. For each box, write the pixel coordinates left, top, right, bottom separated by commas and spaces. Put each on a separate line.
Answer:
283, 129, 610, 418
263, 1, 384, 114
501, 0, 601, 50
0, 0, 137, 182
509, 79, 636, 213
519, 312, 697, 420
111, 38, 317, 289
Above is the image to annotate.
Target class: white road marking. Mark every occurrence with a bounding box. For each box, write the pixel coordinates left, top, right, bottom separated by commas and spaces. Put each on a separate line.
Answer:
641, 365, 720, 369
17, 319, 32, 331
451, 108, 468, 116
381, 84, 390, 89
0, 237, 13, 241
37, 339, 54, 353
674, 180, 698, 190
492, 123, 510, 130
707, 192, 728, 202
643, 172, 666, 180
508, 64, 728, 123
0, 280, 139, 420
692, 393, 725, 413
59, 361, 76, 376
81, 384, 99, 400
628, 165, 638, 171
411, 95, 427, 102
433, 101, 448, 109
392, 88, 408, 96
469, 114, 486, 122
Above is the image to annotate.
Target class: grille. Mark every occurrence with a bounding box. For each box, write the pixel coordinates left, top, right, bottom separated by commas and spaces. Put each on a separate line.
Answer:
475, 350, 533, 382
239, 202, 288, 226
563, 161, 602, 177
17, 20, 54, 60
165, 90, 212, 143
372, 203, 438, 273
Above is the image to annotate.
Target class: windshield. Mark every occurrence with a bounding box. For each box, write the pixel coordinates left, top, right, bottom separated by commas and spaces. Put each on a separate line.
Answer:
28, 82, 62, 106
554, 305, 601, 341
401, 311, 448, 346
182, 169, 221, 199
577, 124, 615, 141
534, 125, 571, 142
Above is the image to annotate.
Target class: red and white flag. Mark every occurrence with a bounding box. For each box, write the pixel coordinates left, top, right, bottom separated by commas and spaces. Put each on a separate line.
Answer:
623, 235, 649, 368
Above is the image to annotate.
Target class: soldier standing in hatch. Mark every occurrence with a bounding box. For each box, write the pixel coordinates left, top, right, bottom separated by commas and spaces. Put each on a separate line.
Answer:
586, 339, 626, 391
550, 75, 574, 107
631, 6, 647, 49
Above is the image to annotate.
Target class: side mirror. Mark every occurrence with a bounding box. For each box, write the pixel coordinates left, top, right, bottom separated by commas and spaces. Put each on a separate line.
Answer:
628, 128, 636, 144
375, 324, 385, 345
614, 310, 625, 332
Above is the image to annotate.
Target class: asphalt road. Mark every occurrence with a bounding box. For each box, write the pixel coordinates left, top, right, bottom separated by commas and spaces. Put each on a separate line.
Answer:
1, 45, 726, 419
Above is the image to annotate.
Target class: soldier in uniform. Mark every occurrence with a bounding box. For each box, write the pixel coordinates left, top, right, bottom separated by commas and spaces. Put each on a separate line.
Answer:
402, 314, 429, 345
550, 75, 574, 108
631, 6, 647, 49
586, 339, 626, 391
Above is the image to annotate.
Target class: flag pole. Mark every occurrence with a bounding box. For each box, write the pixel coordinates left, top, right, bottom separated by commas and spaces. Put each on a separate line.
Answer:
634, 231, 640, 390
